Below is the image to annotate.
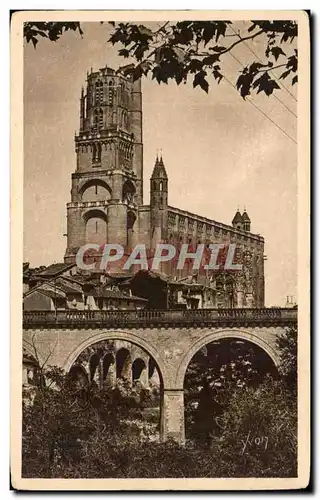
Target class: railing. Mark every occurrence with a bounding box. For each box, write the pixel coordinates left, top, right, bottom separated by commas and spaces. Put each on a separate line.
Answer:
67, 200, 109, 209
23, 308, 297, 328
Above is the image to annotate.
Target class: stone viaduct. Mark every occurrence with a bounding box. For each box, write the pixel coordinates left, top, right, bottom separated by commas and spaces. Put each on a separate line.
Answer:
23, 308, 297, 444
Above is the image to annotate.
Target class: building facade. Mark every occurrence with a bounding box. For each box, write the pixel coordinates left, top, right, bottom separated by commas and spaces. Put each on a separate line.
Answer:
64, 64, 265, 308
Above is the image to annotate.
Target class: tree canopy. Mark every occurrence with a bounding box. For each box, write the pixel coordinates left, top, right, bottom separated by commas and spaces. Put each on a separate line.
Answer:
23, 20, 297, 98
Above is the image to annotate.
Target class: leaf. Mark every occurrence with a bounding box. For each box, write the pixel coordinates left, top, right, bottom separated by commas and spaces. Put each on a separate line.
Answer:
154, 47, 162, 65
215, 22, 228, 42
210, 45, 226, 53
134, 44, 149, 61
202, 54, 220, 66
286, 55, 297, 72
188, 58, 203, 73
264, 80, 280, 96
271, 46, 286, 61
152, 66, 167, 84
118, 48, 130, 58
193, 71, 209, 93
139, 60, 152, 75
280, 69, 291, 80
213, 69, 223, 83
172, 47, 186, 63
249, 62, 264, 74
137, 25, 153, 38
202, 24, 216, 46
292, 75, 298, 85
236, 73, 254, 99
253, 72, 280, 96
248, 22, 258, 33
174, 25, 194, 45
132, 65, 144, 82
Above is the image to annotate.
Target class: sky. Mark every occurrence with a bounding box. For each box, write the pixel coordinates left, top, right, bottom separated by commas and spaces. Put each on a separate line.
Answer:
23, 21, 297, 307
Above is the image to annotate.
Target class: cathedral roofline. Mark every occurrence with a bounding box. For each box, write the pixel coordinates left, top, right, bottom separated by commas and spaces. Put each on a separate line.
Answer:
167, 206, 264, 242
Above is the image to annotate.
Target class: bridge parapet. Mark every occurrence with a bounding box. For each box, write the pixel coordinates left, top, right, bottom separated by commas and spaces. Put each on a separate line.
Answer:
23, 308, 297, 329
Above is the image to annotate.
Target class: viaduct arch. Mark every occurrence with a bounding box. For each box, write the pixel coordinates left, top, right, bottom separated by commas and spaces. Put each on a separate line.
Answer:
23, 308, 297, 443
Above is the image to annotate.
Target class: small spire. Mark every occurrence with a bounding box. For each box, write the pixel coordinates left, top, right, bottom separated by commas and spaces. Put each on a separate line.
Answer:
151, 151, 168, 179
242, 208, 251, 222
232, 209, 243, 225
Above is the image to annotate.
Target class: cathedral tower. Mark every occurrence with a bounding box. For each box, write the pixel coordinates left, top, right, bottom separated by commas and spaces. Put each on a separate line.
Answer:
64, 65, 143, 263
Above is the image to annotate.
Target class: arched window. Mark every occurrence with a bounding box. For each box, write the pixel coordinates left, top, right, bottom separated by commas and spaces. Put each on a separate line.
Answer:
159, 181, 163, 192
121, 110, 128, 129
103, 353, 115, 381
95, 80, 103, 104
116, 348, 131, 382
91, 143, 101, 164
132, 358, 146, 384
89, 353, 100, 383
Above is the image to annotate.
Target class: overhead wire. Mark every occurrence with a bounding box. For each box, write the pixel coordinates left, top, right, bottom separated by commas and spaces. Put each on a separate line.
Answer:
229, 24, 297, 103
228, 50, 297, 119
222, 73, 297, 144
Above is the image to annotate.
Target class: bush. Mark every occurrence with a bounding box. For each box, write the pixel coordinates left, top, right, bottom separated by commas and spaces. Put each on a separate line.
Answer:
22, 373, 296, 478
214, 378, 297, 477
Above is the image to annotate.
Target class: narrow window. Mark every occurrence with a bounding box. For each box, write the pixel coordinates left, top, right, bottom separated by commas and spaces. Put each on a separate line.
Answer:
99, 109, 103, 129
108, 81, 114, 106
94, 109, 99, 130
97, 143, 101, 162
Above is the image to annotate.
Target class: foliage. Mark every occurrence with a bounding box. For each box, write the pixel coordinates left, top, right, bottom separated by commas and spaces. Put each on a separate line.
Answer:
276, 326, 298, 388
108, 21, 297, 97
216, 378, 297, 477
23, 20, 298, 97
23, 373, 296, 478
22, 331, 297, 478
22, 365, 158, 477
23, 22, 83, 48
184, 339, 277, 440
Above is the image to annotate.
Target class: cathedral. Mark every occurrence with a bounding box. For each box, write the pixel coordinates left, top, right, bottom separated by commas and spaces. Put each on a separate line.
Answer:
64, 64, 265, 308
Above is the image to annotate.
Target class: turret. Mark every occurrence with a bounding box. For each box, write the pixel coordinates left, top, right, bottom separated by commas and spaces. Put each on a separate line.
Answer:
150, 155, 168, 250
232, 209, 243, 230
150, 155, 168, 208
80, 86, 85, 132
242, 209, 251, 232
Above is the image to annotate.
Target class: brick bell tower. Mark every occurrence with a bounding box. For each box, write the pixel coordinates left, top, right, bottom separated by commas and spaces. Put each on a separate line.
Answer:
64, 65, 143, 264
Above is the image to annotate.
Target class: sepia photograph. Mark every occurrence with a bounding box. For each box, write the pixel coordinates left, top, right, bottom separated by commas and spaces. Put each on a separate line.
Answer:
11, 10, 310, 490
